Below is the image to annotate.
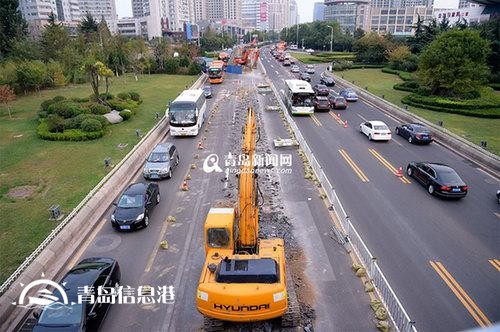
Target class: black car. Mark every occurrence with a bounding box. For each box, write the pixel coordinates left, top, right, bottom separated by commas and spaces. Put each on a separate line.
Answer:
406, 162, 468, 199
328, 95, 347, 109
203, 86, 212, 98
33, 257, 120, 332
395, 123, 433, 144
299, 72, 311, 82
320, 76, 335, 86
111, 182, 160, 231
313, 84, 329, 96
283, 59, 291, 66
313, 96, 331, 111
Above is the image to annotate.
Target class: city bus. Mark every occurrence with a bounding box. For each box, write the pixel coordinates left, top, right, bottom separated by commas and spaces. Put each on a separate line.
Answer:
167, 89, 206, 136
208, 60, 225, 84
284, 79, 315, 115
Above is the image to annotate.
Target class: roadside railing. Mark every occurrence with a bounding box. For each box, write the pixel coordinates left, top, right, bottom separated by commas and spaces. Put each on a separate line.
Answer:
259, 60, 416, 332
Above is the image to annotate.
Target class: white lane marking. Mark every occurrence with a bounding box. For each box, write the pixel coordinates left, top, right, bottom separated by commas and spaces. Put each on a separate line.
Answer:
391, 138, 404, 147
280, 89, 285, 95
275, 70, 279, 75
270, 64, 274, 68
357, 113, 367, 121
495, 212, 500, 219
477, 167, 500, 182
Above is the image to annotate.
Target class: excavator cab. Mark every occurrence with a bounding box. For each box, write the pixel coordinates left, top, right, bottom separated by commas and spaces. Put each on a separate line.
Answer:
204, 207, 235, 255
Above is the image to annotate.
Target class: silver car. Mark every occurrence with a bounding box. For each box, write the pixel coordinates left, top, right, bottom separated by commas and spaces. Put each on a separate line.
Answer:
143, 143, 179, 180
291, 65, 300, 73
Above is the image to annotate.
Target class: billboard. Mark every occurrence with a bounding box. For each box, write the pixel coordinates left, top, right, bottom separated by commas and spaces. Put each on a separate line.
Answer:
185, 22, 192, 40
260, 2, 268, 22
191, 24, 200, 39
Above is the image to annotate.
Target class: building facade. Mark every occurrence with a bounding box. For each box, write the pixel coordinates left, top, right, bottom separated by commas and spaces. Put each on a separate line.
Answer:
78, 0, 118, 32
289, 0, 298, 25
267, 0, 289, 32
434, 6, 489, 25
324, 0, 370, 32
368, 6, 434, 35
313, 2, 325, 21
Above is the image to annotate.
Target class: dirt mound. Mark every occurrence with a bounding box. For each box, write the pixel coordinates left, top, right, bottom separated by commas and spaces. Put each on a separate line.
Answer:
6, 185, 37, 199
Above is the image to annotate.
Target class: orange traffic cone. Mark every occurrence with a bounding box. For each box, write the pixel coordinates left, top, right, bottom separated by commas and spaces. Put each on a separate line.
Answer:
396, 167, 403, 177
343, 120, 348, 128
198, 141, 203, 150
181, 179, 189, 191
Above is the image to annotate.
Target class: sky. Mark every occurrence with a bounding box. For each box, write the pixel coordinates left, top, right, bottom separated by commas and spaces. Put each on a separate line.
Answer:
116, 0, 460, 21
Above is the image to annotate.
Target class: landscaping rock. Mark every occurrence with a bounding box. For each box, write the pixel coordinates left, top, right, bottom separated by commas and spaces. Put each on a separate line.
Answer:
103, 110, 124, 124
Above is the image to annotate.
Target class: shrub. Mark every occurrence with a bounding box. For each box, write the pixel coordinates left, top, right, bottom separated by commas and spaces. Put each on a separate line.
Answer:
393, 81, 420, 93
52, 96, 66, 102
47, 101, 84, 118
188, 62, 201, 75
46, 114, 66, 133
64, 116, 84, 129
165, 58, 179, 74
89, 103, 111, 115
128, 91, 141, 102
177, 67, 190, 75
332, 60, 353, 71
490, 83, 500, 91
119, 110, 132, 120
37, 121, 105, 141
74, 114, 109, 127
107, 98, 138, 111
81, 118, 103, 132
71, 97, 90, 103
117, 92, 131, 100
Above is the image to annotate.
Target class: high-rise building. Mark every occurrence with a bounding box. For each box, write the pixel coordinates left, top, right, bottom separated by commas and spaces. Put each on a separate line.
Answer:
132, 0, 151, 17
289, 0, 299, 25
18, 0, 58, 25
56, 0, 81, 22
324, 0, 370, 32
79, 0, 118, 32
370, 0, 433, 7
313, 2, 325, 21
368, 6, 434, 35
205, 0, 241, 24
158, 0, 191, 32
267, 0, 289, 32
458, 0, 481, 8
242, 0, 259, 29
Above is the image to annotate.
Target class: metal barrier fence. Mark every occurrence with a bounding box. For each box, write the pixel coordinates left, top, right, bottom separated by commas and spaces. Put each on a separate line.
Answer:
0, 74, 207, 297
261, 61, 417, 332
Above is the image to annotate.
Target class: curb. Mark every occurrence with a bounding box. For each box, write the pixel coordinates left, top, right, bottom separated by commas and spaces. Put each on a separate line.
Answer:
0, 74, 207, 332
325, 71, 500, 175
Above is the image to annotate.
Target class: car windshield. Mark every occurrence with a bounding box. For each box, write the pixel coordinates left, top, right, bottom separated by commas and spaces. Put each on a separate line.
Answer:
292, 93, 314, 107
335, 97, 345, 102
147, 152, 168, 163
38, 301, 83, 326
203, 87, 211, 93
169, 102, 197, 125
374, 125, 389, 130
438, 169, 461, 183
118, 194, 143, 208
208, 68, 222, 78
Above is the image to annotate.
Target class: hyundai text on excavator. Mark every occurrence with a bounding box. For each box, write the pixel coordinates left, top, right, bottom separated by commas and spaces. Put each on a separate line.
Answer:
196, 107, 299, 330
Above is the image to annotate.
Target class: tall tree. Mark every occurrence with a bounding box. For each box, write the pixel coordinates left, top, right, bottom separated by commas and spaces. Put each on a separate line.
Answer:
40, 13, 70, 61
418, 29, 490, 97
79, 12, 98, 42
0, 0, 27, 58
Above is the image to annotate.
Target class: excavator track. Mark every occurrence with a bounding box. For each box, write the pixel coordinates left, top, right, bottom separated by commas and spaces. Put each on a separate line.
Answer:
281, 266, 301, 327
203, 317, 225, 332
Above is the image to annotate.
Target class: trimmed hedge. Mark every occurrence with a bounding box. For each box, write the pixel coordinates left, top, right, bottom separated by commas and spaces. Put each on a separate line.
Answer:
401, 94, 500, 118
393, 81, 420, 93
490, 83, 500, 91
107, 98, 139, 111
47, 101, 85, 118
89, 103, 111, 115
119, 110, 132, 120
117, 92, 131, 100
350, 64, 386, 69
382, 67, 413, 81
81, 118, 103, 132
128, 91, 141, 102
37, 121, 105, 141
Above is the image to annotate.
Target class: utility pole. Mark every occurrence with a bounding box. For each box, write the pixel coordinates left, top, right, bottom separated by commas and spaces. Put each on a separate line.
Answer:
296, 24, 299, 46
301, 38, 304, 49
329, 25, 334, 52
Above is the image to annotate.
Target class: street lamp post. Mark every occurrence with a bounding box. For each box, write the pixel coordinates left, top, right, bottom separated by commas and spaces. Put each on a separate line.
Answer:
296, 24, 299, 47
328, 25, 334, 53
302, 38, 304, 49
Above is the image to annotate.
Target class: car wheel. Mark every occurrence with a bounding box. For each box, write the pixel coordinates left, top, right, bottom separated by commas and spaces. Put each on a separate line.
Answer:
167, 169, 172, 179
407, 167, 413, 177
156, 193, 160, 204
428, 185, 435, 195
408, 136, 413, 144
368, 134, 372, 141
395, 127, 399, 135
144, 215, 149, 227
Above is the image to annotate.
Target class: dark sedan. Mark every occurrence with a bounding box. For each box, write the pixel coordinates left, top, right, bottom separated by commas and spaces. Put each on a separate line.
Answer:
406, 162, 468, 199
299, 72, 311, 82
111, 182, 160, 231
328, 95, 347, 109
396, 123, 433, 144
313, 96, 331, 111
283, 59, 291, 66
313, 84, 329, 96
320, 76, 335, 86
33, 257, 121, 332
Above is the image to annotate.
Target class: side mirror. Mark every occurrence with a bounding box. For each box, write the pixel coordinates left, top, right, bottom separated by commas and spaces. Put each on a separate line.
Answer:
33, 311, 40, 319
88, 311, 97, 320
112, 202, 117, 207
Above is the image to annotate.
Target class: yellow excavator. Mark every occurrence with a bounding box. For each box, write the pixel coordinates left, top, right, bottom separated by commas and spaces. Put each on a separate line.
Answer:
196, 107, 299, 330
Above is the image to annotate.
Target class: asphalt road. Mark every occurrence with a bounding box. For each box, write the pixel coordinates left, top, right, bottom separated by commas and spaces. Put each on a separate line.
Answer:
17, 70, 377, 332
261, 49, 500, 331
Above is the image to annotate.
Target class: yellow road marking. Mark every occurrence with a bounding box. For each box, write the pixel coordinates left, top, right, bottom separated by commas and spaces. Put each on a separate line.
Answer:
144, 215, 171, 272
311, 114, 322, 127
339, 149, 369, 182
368, 148, 411, 184
329, 111, 346, 125
67, 218, 108, 269
430, 261, 492, 327
488, 259, 500, 271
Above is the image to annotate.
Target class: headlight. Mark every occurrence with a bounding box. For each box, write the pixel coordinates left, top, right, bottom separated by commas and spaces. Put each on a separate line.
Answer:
197, 290, 208, 301
111, 214, 115, 221
143, 169, 150, 174
160, 168, 169, 174
136, 213, 144, 221
273, 290, 286, 302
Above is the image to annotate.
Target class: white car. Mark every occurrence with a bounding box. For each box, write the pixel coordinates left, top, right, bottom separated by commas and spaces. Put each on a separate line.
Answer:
306, 48, 315, 54
291, 65, 300, 73
359, 121, 392, 141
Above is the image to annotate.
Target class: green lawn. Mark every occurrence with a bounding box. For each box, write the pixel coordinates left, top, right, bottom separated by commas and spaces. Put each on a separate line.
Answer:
0, 74, 197, 283
290, 51, 355, 64
336, 69, 500, 156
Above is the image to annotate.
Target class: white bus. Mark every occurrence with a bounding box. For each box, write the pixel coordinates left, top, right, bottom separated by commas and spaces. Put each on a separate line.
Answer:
167, 89, 207, 136
284, 79, 315, 115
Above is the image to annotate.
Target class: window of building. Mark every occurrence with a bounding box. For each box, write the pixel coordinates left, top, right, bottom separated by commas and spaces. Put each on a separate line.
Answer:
396, 26, 403, 32
389, 16, 396, 24
389, 9, 396, 14
380, 16, 388, 24
381, 9, 388, 14
397, 16, 404, 24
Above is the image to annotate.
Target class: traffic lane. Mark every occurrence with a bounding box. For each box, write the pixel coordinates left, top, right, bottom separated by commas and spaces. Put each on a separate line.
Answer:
264, 55, 498, 328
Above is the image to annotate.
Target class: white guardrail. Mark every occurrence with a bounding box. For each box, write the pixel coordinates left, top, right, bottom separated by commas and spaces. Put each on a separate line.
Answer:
259, 60, 417, 332
0, 74, 207, 297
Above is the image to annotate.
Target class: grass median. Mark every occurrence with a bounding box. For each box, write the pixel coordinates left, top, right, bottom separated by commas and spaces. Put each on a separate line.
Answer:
0, 74, 197, 283
336, 68, 500, 156
290, 51, 355, 64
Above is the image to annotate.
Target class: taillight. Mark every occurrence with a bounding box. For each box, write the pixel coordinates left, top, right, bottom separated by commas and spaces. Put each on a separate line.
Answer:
462, 185, 469, 191
440, 186, 450, 191
374, 132, 380, 135
416, 134, 422, 139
